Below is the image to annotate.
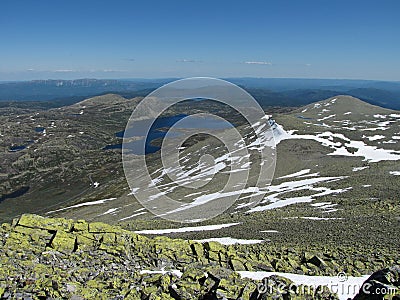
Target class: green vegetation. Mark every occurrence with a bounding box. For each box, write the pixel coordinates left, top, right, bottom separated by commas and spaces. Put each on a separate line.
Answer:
0, 93, 400, 299
1, 214, 399, 299
0, 214, 345, 299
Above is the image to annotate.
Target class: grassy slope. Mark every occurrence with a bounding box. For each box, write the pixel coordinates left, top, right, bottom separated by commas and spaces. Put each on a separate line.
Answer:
1, 95, 399, 258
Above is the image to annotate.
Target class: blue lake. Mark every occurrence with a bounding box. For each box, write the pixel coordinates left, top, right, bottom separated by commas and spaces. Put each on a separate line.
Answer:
9, 145, 27, 152
0, 186, 30, 203
103, 144, 123, 150
104, 114, 232, 155
9, 141, 34, 152
297, 115, 313, 120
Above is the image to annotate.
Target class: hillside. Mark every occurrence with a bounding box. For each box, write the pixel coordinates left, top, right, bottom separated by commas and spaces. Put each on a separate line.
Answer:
0, 94, 400, 299
0, 94, 141, 222
1, 95, 399, 250
34, 96, 399, 248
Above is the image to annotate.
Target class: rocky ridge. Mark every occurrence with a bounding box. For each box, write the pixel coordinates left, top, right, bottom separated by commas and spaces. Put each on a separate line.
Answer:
0, 214, 339, 299
0, 214, 399, 299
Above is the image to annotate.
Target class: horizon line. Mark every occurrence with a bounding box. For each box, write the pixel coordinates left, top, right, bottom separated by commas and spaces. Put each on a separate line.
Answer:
1, 77, 399, 83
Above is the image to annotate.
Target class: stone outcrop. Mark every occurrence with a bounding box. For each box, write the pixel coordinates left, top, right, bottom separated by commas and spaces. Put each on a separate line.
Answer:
353, 266, 400, 300
0, 214, 343, 299
4, 213, 399, 299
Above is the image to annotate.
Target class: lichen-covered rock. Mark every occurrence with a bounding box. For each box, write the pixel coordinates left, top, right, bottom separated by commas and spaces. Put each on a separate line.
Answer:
72, 220, 88, 232
50, 230, 76, 253
18, 214, 73, 231
353, 265, 400, 300
0, 214, 350, 299
75, 232, 96, 250
230, 258, 247, 271
204, 240, 226, 253
190, 242, 205, 258
88, 221, 123, 233
308, 255, 327, 268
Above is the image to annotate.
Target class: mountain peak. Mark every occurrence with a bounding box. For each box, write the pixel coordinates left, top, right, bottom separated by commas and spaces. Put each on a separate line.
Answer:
74, 93, 130, 107
294, 95, 395, 121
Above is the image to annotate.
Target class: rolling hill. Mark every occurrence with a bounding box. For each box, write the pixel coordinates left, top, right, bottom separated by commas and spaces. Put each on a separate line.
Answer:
1, 93, 398, 249
0, 93, 399, 299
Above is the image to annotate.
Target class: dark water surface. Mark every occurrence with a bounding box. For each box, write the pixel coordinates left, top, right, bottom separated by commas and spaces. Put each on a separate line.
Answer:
105, 114, 232, 155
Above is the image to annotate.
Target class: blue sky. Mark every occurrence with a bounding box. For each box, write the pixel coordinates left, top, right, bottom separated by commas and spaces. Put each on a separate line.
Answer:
1, 0, 399, 80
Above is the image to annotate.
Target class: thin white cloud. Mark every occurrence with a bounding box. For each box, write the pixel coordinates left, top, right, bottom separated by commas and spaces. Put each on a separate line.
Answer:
176, 59, 202, 63
102, 69, 127, 72
244, 61, 272, 65
54, 69, 75, 72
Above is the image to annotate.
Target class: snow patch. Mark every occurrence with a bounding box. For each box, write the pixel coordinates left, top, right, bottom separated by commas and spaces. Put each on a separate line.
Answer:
300, 217, 343, 220
317, 114, 335, 121
363, 135, 385, 141
46, 198, 117, 213
248, 177, 350, 213
100, 208, 120, 216
195, 237, 264, 245
352, 166, 369, 172
119, 211, 147, 221
134, 222, 240, 234
277, 169, 311, 179
274, 125, 400, 162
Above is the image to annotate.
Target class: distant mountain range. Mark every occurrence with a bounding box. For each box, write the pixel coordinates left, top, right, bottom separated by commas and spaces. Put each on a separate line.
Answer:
1, 78, 399, 109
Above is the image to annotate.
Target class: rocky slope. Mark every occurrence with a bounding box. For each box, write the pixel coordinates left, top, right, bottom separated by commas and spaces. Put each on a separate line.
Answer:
0, 214, 349, 299
1, 214, 399, 299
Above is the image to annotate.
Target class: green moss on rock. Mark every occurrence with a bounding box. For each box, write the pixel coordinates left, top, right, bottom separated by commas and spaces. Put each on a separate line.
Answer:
0, 214, 383, 300
50, 230, 76, 253
18, 214, 73, 231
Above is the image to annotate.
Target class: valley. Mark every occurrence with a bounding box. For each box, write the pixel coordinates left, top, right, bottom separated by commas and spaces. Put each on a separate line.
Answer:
1, 94, 399, 249
0, 92, 399, 299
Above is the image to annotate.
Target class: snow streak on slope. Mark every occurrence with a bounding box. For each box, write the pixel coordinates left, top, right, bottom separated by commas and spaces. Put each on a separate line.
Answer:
273, 124, 400, 162
277, 169, 311, 179
128, 116, 276, 220
246, 176, 350, 213
134, 222, 240, 234
47, 198, 117, 214
195, 237, 265, 245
